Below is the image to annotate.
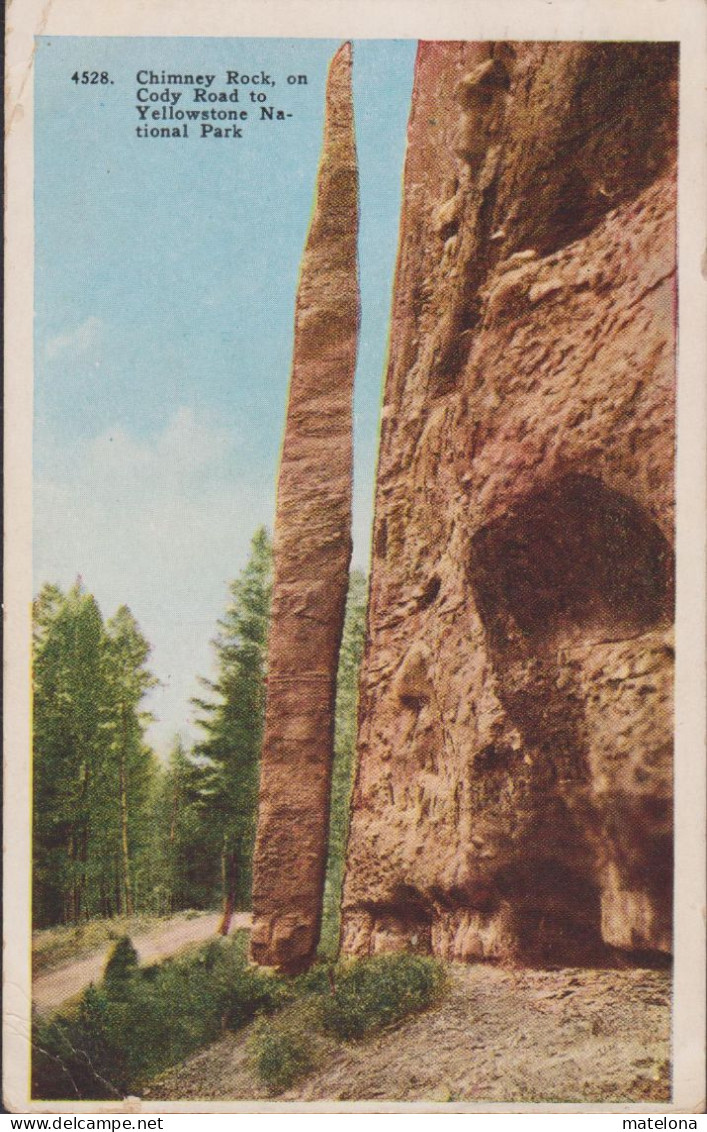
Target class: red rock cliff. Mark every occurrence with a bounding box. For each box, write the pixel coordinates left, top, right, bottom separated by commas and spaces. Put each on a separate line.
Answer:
251, 42, 359, 972
341, 42, 677, 964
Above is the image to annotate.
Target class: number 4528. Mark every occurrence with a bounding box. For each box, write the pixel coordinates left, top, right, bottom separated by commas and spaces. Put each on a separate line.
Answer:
71, 71, 112, 84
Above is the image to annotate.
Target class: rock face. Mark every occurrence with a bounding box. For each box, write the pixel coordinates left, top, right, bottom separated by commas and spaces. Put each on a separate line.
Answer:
251, 42, 358, 972
341, 42, 677, 964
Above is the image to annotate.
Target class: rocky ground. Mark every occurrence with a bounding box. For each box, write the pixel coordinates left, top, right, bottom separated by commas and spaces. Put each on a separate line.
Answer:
147, 963, 670, 1104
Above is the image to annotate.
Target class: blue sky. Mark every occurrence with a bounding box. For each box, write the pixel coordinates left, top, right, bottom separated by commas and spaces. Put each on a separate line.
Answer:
34, 37, 417, 752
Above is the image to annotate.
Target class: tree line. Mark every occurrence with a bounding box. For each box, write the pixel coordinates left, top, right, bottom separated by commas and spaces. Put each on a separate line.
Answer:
33, 527, 367, 942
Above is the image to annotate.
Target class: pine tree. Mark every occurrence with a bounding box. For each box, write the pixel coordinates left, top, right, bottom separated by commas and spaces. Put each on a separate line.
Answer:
191, 527, 273, 925
102, 606, 159, 917
32, 584, 159, 926
33, 581, 109, 925
148, 735, 209, 913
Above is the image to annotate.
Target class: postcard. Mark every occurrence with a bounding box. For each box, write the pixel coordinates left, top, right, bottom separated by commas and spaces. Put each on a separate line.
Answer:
4, 0, 706, 1115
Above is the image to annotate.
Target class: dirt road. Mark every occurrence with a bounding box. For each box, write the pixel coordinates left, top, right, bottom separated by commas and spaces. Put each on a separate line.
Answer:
148, 964, 670, 1104
33, 912, 252, 1016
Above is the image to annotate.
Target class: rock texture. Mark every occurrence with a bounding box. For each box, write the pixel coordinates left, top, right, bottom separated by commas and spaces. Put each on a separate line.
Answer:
250, 42, 358, 972
341, 42, 677, 964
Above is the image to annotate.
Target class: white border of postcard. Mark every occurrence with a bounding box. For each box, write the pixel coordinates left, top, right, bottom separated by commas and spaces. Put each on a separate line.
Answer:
4, 0, 706, 1115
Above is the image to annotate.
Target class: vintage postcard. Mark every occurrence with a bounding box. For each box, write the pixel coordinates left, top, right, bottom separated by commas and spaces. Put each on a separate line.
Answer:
4, 0, 706, 1115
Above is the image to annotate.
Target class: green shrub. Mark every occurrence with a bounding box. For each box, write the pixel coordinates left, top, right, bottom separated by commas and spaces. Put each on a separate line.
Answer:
32, 931, 288, 1100
32, 985, 126, 1100
291, 962, 333, 998
248, 1006, 321, 1095
103, 937, 139, 990
249, 954, 445, 1091
321, 953, 445, 1041
216, 942, 292, 1029
32, 915, 163, 976
32, 935, 447, 1101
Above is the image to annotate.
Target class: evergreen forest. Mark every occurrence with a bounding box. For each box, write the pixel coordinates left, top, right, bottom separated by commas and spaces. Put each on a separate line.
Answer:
32, 525, 367, 954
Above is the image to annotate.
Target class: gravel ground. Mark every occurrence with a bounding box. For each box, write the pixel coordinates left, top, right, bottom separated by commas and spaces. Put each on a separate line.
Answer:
147, 963, 671, 1104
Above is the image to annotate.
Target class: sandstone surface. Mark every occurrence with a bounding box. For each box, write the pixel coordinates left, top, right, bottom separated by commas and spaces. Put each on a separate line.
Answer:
251, 42, 358, 972
341, 42, 677, 963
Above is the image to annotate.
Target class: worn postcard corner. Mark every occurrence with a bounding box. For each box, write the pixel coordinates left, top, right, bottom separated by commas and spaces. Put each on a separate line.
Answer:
4, 0, 707, 1117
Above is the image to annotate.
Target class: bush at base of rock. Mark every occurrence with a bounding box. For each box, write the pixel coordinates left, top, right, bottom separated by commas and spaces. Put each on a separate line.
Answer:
247, 1004, 324, 1095
321, 953, 446, 1041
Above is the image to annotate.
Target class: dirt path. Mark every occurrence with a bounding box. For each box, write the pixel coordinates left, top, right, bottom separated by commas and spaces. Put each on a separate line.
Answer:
148, 965, 670, 1104
33, 912, 252, 1016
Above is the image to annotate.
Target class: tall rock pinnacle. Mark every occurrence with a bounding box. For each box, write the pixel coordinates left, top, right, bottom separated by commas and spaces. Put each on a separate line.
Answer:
250, 42, 359, 972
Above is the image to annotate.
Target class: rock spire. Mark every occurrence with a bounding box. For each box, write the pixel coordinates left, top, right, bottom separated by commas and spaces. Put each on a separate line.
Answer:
250, 42, 359, 972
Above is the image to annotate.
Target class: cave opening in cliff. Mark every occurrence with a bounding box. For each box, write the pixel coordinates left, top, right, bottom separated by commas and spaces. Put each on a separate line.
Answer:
463, 473, 674, 965
469, 473, 674, 652
494, 857, 607, 964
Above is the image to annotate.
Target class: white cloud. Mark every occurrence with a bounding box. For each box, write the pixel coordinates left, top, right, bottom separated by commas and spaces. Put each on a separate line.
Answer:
44, 316, 103, 362
34, 408, 275, 755
78, 407, 234, 502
